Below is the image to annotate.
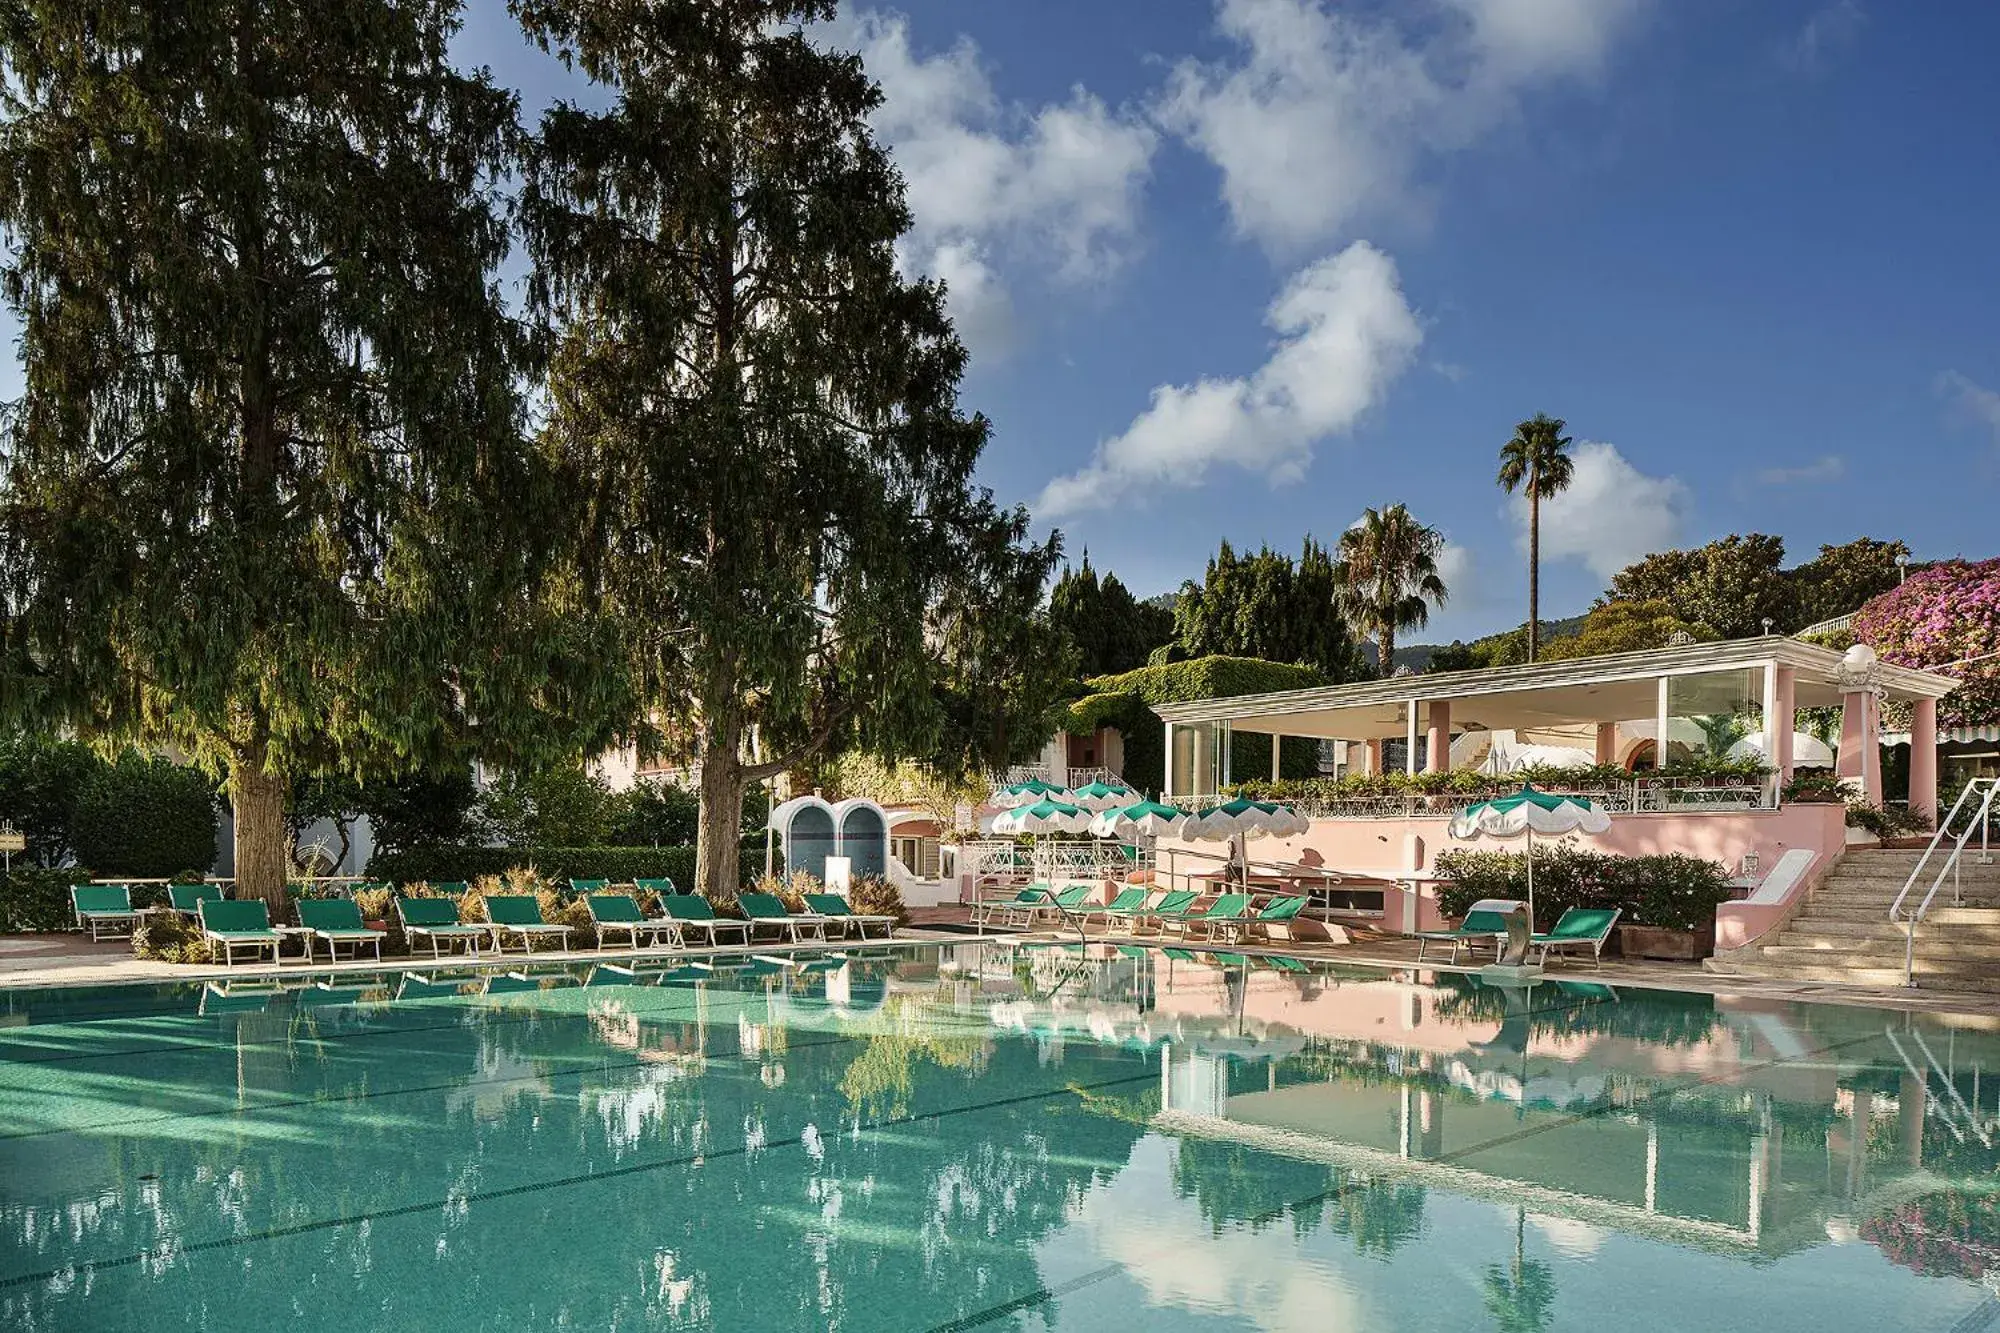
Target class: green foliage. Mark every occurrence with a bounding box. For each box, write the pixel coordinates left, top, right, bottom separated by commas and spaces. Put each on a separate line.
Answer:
350, 770, 484, 855
1605, 534, 1909, 639
476, 766, 617, 847
1534, 599, 1713, 661
1233, 756, 1769, 804
70, 752, 218, 878
1334, 504, 1449, 675
515, 0, 1061, 899
847, 874, 908, 928
1497, 412, 1577, 661
366, 844, 762, 892
1172, 538, 1366, 679
1063, 657, 1330, 795
1050, 556, 1174, 676
1781, 771, 1847, 804
0, 865, 91, 932
1846, 800, 1928, 838
0, 732, 98, 866
819, 755, 986, 838
1852, 558, 2000, 726
1433, 844, 1733, 932
0, 0, 621, 905
132, 910, 209, 964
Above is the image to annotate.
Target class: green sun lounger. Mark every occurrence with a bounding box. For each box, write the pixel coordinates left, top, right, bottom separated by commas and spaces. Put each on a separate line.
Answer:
803, 893, 896, 939
1083, 886, 1152, 930
634, 877, 678, 900
1180, 892, 1253, 942
1136, 890, 1200, 933
481, 894, 574, 953
1246, 895, 1309, 941
295, 898, 387, 964
166, 883, 227, 920
971, 885, 1045, 927
658, 894, 751, 947
739, 892, 828, 944
1530, 907, 1622, 968
198, 898, 282, 967
570, 878, 611, 897
397, 897, 487, 958
586, 894, 680, 950
1414, 908, 1514, 964
71, 883, 143, 940
1022, 884, 1092, 928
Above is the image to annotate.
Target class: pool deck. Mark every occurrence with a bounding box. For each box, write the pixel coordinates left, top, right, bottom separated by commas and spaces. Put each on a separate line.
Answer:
5, 914, 2000, 1023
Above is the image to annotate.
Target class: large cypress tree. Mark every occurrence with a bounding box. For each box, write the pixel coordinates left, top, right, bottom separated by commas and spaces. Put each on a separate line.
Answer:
0, 2, 602, 904
515, 0, 1057, 898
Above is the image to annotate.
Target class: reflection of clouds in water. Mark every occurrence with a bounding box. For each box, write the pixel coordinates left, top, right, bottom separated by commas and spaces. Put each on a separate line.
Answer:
1532, 1215, 1605, 1258
1052, 1136, 1370, 1329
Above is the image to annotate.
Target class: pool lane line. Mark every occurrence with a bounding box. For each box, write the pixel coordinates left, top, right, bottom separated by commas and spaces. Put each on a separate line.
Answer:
923, 1026, 1897, 1333
0, 1063, 1163, 1292
0, 1028, 877, 1145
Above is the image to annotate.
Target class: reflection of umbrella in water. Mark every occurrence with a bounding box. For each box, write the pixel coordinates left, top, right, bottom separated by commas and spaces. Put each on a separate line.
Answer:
1482, 1206, 1557, 1333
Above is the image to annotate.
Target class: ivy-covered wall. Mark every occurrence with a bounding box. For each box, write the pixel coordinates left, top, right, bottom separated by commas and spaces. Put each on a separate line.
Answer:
1061, 656, 1330, 795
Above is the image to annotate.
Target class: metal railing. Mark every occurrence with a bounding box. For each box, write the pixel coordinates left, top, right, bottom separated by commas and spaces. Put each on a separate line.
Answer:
1175, 774, 1777, 820
992, 764, 1122, 788
1890, 776, 2000, 987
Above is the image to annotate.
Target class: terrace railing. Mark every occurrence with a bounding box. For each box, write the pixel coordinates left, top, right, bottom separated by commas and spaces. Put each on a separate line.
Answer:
1177, 774, 1777, 821
992, 764, 1122, 789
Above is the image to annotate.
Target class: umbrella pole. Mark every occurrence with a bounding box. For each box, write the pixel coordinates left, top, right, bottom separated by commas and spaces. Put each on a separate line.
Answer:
1525, 830, 1535, 934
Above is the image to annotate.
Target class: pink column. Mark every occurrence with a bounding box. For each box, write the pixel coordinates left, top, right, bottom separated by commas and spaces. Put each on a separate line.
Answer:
1773, 667, 1796, 779
1838, 691, 1883, 806
1594, 722, 1618, 766
1910, 697, 1938, 826
1365, 739, 1383, 776
1425, 701, 1451, 774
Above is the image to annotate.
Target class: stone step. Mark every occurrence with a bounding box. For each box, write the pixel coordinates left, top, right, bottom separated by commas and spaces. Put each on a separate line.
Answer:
1728, 962, 2000, 994
1757, 946, 2000, 976
1771, 919, 2000, 944
1763, 937, 2000, 962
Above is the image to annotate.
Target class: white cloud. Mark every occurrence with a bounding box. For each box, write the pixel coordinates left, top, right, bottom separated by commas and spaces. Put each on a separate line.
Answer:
1157, 0, 1647, 253
1780, 1, 1865, 74
1754, 454, 1845, 485
827, 11, 1157, 353
1940, 370, 2000, 447
1510, 441, 1687, 580
1038, 242, 1421, 516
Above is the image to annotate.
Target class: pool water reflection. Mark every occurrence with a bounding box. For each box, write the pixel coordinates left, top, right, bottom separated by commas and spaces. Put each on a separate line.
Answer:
1, 945, 1998, 1331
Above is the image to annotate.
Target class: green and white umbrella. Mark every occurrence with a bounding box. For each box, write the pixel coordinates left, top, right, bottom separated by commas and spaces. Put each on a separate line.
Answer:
992, 778, 1068, 810
990, 798, 1094, 836
1067, 779, 1139, 812
1089, 799, 1190, 839
1448, 784, 1610, 929
1184, 797, 1309, 842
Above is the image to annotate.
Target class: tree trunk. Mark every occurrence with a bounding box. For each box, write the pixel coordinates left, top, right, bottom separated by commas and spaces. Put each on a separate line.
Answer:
1379, 627, 1395, 679
1527, 485, 1541, 662
231, 750, 290, 910
696, 713, 746, 901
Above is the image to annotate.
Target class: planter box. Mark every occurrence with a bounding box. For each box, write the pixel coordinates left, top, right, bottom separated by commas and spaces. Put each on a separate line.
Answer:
1616, 922, 1715, 961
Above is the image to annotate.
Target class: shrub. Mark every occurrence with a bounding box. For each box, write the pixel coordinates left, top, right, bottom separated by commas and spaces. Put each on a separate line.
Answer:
1847, 800, 1928, 839
848, 874, 908, 928
365, 843, 762, 891
1234, 757, 1770, 806
0, 733, 100, 866
133, 911, 209, 964
0, 866, 93, 932
1782, 772, 1847, 804
71, 751, 219, 878
1853, 558, 2000, 727
1433, 844, 1732, 932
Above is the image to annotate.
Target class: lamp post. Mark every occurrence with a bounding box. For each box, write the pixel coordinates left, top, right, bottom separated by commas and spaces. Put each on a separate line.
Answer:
1897, 552, 1909, 585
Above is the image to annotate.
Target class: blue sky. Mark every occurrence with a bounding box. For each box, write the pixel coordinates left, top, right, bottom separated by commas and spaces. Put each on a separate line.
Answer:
24, 1, 1998, 646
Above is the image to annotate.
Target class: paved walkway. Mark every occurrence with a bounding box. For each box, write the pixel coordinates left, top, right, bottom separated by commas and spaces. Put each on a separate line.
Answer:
5, 917, 1999, 1023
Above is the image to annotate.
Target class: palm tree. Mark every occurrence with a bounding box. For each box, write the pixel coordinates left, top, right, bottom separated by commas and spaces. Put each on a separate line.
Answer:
1335, 504, 1449, 677
1496, 414, 1576, 662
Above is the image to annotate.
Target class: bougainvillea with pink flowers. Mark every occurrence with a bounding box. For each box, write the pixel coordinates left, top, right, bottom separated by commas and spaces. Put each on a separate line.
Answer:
1853, 558, 2000, 727
1859, 1190, 2000, 1280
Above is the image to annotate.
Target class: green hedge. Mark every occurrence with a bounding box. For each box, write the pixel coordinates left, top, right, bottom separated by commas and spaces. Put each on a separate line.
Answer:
0, 866, 94, 932
366, 843, 764, 891
1433, 845, 1732, 933
70, 752, 219, 877
1064, 655, 1332, 795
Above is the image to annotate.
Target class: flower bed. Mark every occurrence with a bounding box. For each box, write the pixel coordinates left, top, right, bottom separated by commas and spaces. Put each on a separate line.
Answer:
1433, 844, 1732, 933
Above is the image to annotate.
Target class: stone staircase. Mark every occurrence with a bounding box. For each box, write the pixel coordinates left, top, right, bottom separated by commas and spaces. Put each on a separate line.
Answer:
1715, 848, 2000, 993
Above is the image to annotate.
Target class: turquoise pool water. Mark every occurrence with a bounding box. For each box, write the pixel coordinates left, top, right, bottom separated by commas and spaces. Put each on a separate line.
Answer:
3, 944, 1999, 1331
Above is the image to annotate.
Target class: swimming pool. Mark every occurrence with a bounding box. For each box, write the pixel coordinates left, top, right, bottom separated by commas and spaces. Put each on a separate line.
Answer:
2, 943, 1998, 1331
